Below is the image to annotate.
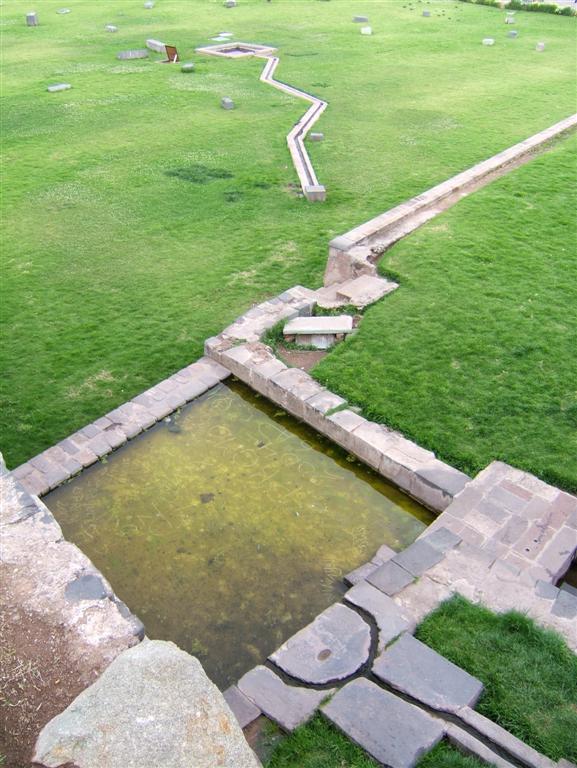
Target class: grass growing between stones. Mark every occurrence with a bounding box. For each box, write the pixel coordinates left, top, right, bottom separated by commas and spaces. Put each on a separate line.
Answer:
264, 714, 483, 768
314, 133, 577, 491
1, 0, 576, 466
416, 595, 577, 762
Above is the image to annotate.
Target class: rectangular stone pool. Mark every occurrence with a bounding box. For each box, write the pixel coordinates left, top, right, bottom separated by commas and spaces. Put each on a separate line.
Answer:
45, 381, 433, 689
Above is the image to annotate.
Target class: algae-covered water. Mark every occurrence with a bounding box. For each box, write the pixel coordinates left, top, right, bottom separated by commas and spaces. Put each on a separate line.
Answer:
46, 381, 433, 688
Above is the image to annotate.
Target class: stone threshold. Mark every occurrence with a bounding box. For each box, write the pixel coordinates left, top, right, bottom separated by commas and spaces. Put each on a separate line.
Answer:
324, 113, 577, 285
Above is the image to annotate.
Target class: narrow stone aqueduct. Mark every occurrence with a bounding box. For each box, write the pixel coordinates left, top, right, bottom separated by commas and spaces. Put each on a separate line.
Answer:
2, 37, 577, 768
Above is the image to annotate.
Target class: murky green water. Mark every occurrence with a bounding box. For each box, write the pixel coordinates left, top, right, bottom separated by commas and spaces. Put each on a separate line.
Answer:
46, 381, 433, 689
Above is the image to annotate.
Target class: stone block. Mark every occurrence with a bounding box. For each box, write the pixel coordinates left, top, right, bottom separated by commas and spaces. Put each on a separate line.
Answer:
47, 83, 71, 93
483, 38, 495, 46
105, 24, 118, 32
508, 30, 518, 38
117, 49, 149, 60
535, 579, 559, 600
57, 8, 71, 13
269, 603, 370, 684
143, 1, 155, 7
422, 526, 462, 553
223, 685, 261, 729
536, 42, 545, 52
422, 9, 431, 17
538, 526, 577, 580
221, 97, 235, 109
238, 665, 330, 732
392, 539, 445, 577
304, 185, 326, 202
551, 589, 577, 620
283, 315, 353, 337
181, 63, 195, 73
373, 634, 483, 713
344, 581, 413, 650
446, 724, 517, 768
322, 678, 444, 767
224, 0, 237, 6
353, 15, 369, 22
146, 38, 166, 53
34, 640, 261, 768
367, 559, 414, 596
309, 132, 324, 141
343, 561, 379, 587
26, 12, 39, 25
360, 26, 372, 35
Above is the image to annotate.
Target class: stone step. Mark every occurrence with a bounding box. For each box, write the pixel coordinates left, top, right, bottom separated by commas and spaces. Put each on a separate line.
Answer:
283, 315, 353, 336
315, 275, 398, 309
321, 678, 444, 768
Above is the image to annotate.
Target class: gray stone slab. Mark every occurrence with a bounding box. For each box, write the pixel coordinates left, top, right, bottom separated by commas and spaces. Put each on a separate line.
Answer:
416, 464, 471, 497
223, 685, 261, 729
47, 83, 71, 93
221, 97, 235, 109
446, 724, 517, 768
181, 63, 195, 72
117, 49, 149, 60
309, 132, 324, 141
551, 589, 577, 619
343, 561, 379, 587
561, 581, 577, 597
238, 665, 331, 732
26, 12, 39, 26
353, 16, 369, 22
34, 640, 260, 768
105, 24, 118, 32
373, 634, 483, 713
269, 603, 370, 684
322, 678, 443, 768
283, 315, 353, 336
392, 539, 445, 577
344, 581, 412, 651
423, 526, 462, 553
535, 580, 559, 600
367, 559, 414, 596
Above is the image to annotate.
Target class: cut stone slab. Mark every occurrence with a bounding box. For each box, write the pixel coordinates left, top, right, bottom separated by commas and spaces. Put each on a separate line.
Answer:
423, 9, 431, 16
344, 560, 379, 587
117, 49, 149, 60
536, 42, 545, 52
105, 24, 118, 32
551, 589, 577, 619
322, 678, 444, 768
146, 38, 166, 53
221, 97, 235, 109
309, 132, 324, 141
47, 83, 71, 93
392, 539, 445, 577
304, 184, 327, 202
367, 559, 415, 596
26, 11, 39, 25
57, 8, 71, 13
336, 274, 398, 308
34, 639, 261, 768
508, 30, 518, 38
284, 315, 353, 336
373, 633, 483, 713
361, 26, 372, 35
269, 603, 371, 684
344, 581, 412, 651
353, 15, 369, 22
181, 62, 195, 72
422, 526, 462, 553
483, 38, 495, 46
238, 665, 332, 732
223, 685, 261, 729
144, 1, 155, 7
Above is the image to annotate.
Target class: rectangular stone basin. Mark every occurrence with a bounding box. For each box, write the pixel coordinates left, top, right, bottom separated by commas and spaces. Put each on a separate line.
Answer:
45, 381, 432, 689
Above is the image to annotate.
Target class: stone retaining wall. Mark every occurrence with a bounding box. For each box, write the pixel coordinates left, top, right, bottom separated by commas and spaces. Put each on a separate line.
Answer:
325, 113, 577, 284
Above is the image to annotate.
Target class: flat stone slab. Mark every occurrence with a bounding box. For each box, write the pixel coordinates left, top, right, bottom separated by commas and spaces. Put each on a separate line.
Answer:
392, 539, 445, 577
146, 38, 166, 53
322, 678, 444, 768
373, 634, 483, 713
47, 83, 71, 93
34, 639, 260, 768
269, 603, 370, 684
344, 581, 412, 651
117, 49, 149, 60
283, 315, 353, 336
223, 685, 261, 729
238, 665, 332, 732
335, 275, 398, 308
367, 559, 414, 596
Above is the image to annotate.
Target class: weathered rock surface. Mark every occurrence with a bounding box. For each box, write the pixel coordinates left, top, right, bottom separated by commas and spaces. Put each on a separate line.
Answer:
34, 639, 261, 768
322, 678, 444, 767
269, 603, 371, 684
373, 634, 483, 713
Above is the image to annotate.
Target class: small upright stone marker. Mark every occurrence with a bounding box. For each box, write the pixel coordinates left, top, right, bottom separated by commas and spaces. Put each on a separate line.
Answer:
309, 132, 324, 141
26, 11, 39, 26
224, 0, 237, 7
507, 30, 518, 38
361, 26, 372, 36
505, 16, 515, 24
536, 41, 545, 52
105, 24, 118, 32
422, 9, 431, 17
57, 8, 71, 14
144, 1, 155, 8
47, 83, 72, 93
221, 97, 235, 110
181, 63, 195, 73
146, 38, 166, 53
353, 15, 369, 23
117, 49, 149, 60
482, 38, 495, 46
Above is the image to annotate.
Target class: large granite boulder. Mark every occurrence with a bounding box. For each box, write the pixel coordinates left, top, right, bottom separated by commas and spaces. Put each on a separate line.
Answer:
33, 639, 261, 768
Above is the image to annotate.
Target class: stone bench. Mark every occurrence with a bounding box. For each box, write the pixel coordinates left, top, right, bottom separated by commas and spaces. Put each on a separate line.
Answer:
283, 315, 354, 349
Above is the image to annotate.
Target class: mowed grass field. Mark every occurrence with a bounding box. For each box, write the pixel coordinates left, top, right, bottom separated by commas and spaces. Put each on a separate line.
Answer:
314, 133, 577, 491
1, 0, 575, 468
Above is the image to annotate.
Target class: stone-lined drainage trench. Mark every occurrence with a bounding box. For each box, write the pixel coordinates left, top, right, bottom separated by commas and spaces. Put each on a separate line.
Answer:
44, 380, 432, 689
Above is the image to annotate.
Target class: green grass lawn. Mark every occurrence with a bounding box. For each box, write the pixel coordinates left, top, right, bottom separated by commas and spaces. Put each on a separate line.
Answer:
265, 596, 577, 767
314, 133, 577, 491
1, 0, 576, 467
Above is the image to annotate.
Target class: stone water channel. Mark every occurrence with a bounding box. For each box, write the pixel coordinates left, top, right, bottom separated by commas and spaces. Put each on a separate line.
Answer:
45, 380, 432, 689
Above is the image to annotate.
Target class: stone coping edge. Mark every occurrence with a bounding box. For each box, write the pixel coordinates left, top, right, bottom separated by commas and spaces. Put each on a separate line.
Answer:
204, 285, 470, 513
12, 356, 230, 498
325, 113, 577, 284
